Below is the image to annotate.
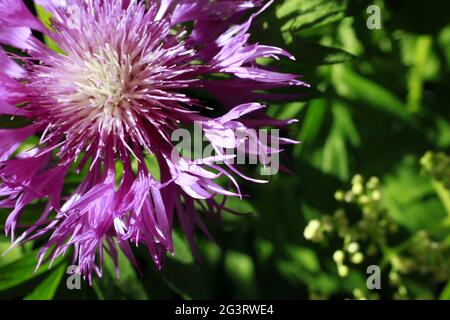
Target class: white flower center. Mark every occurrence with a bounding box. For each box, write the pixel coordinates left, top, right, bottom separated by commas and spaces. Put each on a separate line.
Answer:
75, 44, 132, 116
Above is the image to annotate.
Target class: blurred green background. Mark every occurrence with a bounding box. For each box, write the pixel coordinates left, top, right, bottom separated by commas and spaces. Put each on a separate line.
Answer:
1, 0, 450, 300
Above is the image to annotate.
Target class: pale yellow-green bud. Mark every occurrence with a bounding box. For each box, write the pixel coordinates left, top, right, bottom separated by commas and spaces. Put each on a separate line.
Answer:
334, 190, 345, 202
398, 285, 408, 297
352, 174, 364, 185
338, 265, 349, 277
362, 206, 372, 216
351, 252, 364, 264
344, 192, 354, 203
333, 250, 345, 263
358, 195, 370, 205
420, 152, 433, 171
371, 190, 381, 201
303, 219, 321, 240
352, 183, 364, 195
389, 272, 400, 286
353, 288, 366, 300
366, 177, 380, 189
347, 242, 360, 254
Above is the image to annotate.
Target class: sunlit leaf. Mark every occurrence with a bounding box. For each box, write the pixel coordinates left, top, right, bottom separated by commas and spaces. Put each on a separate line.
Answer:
24, 264, 66, 300
0, 250, 64, 292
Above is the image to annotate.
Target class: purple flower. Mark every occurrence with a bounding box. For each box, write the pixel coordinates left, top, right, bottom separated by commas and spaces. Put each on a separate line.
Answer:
0, 0, 306, 282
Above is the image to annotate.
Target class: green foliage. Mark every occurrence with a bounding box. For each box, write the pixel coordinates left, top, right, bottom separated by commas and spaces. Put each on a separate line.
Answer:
1, 0, 450, 300
24, 264, 66, 300
0, 249, 65, 298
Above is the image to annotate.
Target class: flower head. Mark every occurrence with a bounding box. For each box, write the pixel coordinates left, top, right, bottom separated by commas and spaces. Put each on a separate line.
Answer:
0, 0, 306, 282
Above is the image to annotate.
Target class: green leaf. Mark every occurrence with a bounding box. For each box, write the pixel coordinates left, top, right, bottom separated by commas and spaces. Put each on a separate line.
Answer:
170, 230, 194, 265
160, 260, 212, 300
93, 249, 148, 300
221, 196, 256, 214
225, 251, 258, 299
322, 129, 349, 180
35, 4, 64, 54
333, 66, 413, 124
276, 0, 347, 34
295, 99, 328, 156
382, 157, 447, 232
275, 251, 339, 295
283, 42, 356, 66
24, 264, 66, 300
333, 101, 360, 147
440, 281, 450, 300
0, 250, 64, 292
0, 241, 28, 267
438, 26, 450, 67
321, 102, 359, 180
304, 44, 356, 65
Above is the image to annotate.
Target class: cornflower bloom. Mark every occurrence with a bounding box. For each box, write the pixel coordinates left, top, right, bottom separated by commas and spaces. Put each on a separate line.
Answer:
0, 0, 306, 282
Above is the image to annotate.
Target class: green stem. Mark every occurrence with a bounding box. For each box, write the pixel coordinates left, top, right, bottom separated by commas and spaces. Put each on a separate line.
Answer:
431, 179, 450, 217
407, 36, 432, 113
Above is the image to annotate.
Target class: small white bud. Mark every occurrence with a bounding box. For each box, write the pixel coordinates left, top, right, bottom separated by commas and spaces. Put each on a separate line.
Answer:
347, 242, 360, 254
333, 250, 345, 263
